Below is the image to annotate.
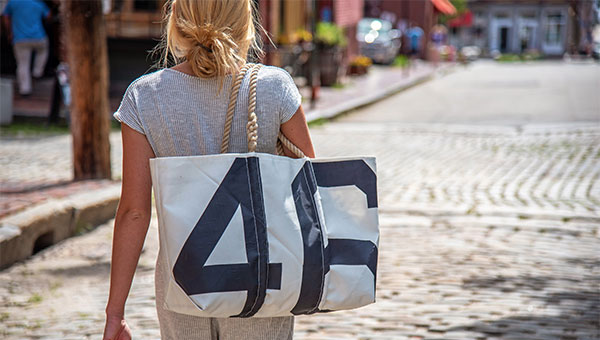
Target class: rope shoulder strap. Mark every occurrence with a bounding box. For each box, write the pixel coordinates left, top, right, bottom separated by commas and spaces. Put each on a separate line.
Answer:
246, 64, 262, 152
277, 132, 305, 158
220, 63, 253, 153
221, 63, 305, 158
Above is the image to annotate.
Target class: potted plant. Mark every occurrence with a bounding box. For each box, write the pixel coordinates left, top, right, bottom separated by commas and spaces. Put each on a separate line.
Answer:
315, 22, 347, 86
348, 55, 372, 75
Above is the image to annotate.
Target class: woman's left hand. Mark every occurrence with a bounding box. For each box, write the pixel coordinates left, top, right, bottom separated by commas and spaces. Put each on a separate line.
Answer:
103, 313, 132, 340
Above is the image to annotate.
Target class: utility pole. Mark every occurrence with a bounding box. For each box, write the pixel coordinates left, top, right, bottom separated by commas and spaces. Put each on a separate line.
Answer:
61, 0, 111, 180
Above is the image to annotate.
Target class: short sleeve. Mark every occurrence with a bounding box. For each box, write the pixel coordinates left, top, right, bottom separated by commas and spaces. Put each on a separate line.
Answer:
40, 1, 49, 17
2, 1, 12, 16
277, 69, 302, 124
114, 85, 145, 135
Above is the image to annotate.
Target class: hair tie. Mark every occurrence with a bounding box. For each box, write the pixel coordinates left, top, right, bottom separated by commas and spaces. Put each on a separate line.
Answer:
198, 43, 213, 53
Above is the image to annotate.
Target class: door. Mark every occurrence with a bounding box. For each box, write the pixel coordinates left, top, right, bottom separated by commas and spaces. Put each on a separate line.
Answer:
499, 27, 509, 52
490, 16, 513, 54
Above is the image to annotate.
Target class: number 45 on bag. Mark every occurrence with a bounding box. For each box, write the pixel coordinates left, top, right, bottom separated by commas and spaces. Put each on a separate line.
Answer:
150, 154, 379, 318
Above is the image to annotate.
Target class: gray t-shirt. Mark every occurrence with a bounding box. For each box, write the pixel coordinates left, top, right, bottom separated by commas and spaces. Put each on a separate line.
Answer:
114, 65, 302, 157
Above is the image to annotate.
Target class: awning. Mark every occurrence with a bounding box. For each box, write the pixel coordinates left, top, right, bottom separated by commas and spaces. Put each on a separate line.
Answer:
448, 10, 473, 27
431, 0, 457, 16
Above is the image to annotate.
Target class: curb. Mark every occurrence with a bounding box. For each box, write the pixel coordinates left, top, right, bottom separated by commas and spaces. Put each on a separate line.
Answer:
0, 184, 120, 269
305, 64, 455, 123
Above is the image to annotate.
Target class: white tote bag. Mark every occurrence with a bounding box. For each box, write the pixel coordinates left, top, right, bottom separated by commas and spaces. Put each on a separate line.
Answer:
150, 63, 379, 318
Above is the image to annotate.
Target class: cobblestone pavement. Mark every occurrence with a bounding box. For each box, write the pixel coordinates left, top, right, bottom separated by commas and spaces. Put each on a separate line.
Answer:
1, 61, 599, 339
0, 133, 122, 217
0, 132, 123, 185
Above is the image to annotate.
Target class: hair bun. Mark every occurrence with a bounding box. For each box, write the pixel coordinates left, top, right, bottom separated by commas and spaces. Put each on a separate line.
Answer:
194, 23, 230, 48
163, 0, 264, 90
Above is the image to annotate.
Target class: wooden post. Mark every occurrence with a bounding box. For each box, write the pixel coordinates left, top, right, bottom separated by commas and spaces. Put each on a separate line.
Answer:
62, 0, 112, 180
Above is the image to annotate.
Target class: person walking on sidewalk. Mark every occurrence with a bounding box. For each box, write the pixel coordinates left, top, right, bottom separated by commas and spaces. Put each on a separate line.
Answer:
407, 23, 424, 58
103, 1, 315, 339
1, 0, 50, 95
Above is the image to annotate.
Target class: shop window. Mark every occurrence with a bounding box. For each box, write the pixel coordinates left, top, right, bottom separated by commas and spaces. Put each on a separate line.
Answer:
134, 0, 157, 11
519, 26, 535, 51
545, 12, 564, 45
112, 0, 124, 12
471, 26, 484, 38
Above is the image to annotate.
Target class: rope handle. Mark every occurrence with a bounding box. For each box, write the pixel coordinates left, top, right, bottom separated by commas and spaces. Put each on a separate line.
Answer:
277, 132, 305, 158
220, 63, 253, 153
246, 64, 262, 152
221, 63, 305, 158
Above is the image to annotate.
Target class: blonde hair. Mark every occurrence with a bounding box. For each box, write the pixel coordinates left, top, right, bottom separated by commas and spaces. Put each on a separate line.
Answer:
161, 0, 263, 86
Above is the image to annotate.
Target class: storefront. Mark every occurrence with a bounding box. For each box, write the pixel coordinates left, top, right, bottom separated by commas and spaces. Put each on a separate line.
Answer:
458, 1, 573, 57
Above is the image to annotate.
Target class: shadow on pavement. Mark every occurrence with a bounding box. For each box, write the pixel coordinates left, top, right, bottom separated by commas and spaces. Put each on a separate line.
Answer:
39, 261, 111, 277
448, 271, 600, 339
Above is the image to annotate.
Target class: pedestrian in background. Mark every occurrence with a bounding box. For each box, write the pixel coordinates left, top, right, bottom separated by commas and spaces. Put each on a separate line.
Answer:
1, 0, 51, 96
407, 23, 424, 61
103, 0, 315, 339
429, 24, 447, 66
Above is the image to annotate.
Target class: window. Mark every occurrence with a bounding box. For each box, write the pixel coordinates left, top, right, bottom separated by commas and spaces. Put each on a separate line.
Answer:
472, 26, 483, 38
545, 12, 564, 45
520, 11, 536, 19
112, 0, 124, 12
134, 0, 157, 11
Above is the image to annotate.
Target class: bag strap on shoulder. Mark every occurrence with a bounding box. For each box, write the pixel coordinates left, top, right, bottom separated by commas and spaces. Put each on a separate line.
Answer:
220, 63, 253, 153
220, 63, 305, 158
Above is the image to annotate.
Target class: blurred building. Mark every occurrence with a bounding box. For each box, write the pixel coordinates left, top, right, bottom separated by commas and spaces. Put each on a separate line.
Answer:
261, 0, 364, 63
364, 0, 457, 59
102, 0, 163, 95
448, 0, 599, 57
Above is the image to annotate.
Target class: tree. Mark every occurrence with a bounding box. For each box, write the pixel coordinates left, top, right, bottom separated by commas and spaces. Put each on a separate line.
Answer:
439, 0, 468, 25
61, 0, 111, 180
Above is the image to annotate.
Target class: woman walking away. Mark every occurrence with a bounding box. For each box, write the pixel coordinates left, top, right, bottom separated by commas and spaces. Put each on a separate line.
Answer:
102, 0, 315, 339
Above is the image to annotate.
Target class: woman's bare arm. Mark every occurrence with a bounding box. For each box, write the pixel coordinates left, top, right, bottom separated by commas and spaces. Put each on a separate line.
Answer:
280, 105, 315, 158
105, 124, 155, 317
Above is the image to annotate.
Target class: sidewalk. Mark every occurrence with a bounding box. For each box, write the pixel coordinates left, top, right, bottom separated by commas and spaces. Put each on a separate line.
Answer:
0, 62, 451, 268
303, 61, 440, 122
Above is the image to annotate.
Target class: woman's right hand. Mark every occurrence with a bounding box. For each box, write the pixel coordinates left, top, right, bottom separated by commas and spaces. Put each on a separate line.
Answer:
103, 313, 132, 340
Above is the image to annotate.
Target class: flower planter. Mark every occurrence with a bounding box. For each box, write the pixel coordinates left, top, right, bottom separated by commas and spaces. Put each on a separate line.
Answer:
319, 47, 343, 86
348, 65, 368, 76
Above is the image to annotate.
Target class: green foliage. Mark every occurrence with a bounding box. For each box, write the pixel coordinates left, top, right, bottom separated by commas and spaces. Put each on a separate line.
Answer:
496, 52, 542, 62
0, 119, 121, 137
315, 22, 347, 47
438, 0, 468, 24
27, 293, 43, 304
307, 117, 328, 127
450, 0, 467, 14
392, 55, 411, 68
0, 122, 70, 136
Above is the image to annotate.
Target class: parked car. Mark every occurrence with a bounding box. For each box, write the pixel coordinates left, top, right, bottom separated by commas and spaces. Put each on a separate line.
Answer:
357, 18, 401, 64
460, 46, 482, 61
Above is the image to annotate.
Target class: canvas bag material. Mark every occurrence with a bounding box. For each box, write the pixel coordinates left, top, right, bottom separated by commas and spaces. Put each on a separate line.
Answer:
149, 63, 379, 318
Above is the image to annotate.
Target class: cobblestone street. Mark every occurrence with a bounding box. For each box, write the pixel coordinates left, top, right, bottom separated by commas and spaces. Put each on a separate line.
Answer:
1, 61, 599, 339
